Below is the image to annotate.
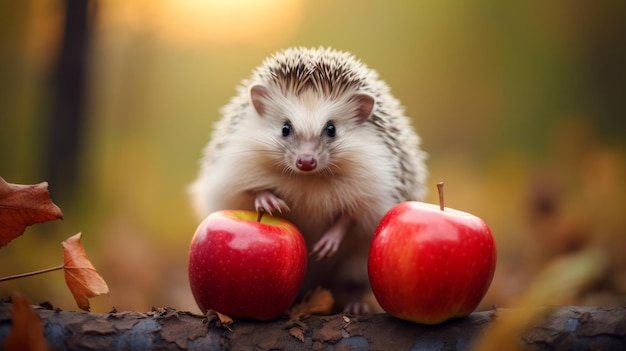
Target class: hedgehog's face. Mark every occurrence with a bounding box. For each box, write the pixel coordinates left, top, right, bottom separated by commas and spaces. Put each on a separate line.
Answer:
249, 85, 375, 176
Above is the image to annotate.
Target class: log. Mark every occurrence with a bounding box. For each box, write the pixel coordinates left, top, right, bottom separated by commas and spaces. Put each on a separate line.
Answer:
0, 303, 624, 350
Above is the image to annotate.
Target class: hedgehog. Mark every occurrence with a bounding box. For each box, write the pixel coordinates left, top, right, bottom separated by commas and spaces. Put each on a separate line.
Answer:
189, 47, 427, 313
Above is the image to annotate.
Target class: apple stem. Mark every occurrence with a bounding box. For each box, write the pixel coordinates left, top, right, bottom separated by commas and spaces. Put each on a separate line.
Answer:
437, 182, 444, 211
257, 210, 264, 223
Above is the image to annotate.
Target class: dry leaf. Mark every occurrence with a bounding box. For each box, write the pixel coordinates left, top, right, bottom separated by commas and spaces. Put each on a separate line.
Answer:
342, 315, 352, 328
205, 310, 234, 331
285, 287, 333, 342
3, 292, 52, 351
215, 311, 234, 331
289, 326, 305, 342
288, 286, 334, 320
0, 177, 63, 248
62, 233, 110, 311
305, 287, 334, 315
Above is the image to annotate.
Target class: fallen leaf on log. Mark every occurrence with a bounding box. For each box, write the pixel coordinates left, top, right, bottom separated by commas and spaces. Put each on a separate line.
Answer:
216, 311, 234, 330
285, 287, 334, 342
342, 315, 352, 328
0, 177, 63, 248
288, 286, 334, 320
205, 309, 234, 331
62, 233, 110, 311
3, 292, 51, 351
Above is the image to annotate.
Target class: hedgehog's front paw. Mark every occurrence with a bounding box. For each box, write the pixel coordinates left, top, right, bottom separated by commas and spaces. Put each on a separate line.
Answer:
311, 232, 342, 260
311, 215, 351, 260
254, 190, 290, 216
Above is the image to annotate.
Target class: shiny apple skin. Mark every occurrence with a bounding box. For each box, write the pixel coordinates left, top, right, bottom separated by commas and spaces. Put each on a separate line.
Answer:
188, 210, 307, 321
368, 201, 497, 324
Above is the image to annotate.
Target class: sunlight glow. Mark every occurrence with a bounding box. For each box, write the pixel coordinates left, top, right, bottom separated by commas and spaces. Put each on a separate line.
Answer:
102, 0, 305, 46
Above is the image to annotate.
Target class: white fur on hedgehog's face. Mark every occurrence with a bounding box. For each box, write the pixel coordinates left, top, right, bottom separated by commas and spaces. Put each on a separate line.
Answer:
248, 85, 376, 177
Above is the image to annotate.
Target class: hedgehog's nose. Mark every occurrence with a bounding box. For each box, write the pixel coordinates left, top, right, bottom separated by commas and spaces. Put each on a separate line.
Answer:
296, 155, 317, 171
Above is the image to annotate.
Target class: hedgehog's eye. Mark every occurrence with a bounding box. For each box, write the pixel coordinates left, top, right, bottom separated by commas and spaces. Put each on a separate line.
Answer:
282, 122, 292, 137
325, 122, 336, 138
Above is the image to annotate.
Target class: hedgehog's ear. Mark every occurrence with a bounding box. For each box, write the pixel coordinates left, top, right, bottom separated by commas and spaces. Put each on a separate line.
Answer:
250, 84, 270, 117
351, 93, 375, 123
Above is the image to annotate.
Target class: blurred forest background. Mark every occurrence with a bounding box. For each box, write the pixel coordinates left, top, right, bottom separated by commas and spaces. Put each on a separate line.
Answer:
1, 0, 625, 313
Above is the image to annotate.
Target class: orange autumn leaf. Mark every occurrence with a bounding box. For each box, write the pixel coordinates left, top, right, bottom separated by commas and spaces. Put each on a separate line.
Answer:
288, 286, 334, 320
215, 311, 234, 331
0, 177, 63, 248
3, 292, 51, 351
285, 287, 333, 343
62, 233, 110, 311
205, 310, 234, 331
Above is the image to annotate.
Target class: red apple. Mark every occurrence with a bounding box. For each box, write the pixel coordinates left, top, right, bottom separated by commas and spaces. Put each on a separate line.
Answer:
188, 210, 307, 321
368, 184, 496, 324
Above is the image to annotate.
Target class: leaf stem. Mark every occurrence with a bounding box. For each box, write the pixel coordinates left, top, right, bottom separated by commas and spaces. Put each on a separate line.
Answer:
0, 265, 64, 282
437, 182, 444, 211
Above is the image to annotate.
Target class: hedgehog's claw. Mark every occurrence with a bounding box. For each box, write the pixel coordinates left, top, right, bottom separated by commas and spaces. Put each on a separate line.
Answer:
254, 190, 290, 216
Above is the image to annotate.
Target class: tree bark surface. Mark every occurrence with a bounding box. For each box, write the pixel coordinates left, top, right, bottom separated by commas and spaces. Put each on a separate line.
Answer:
0, 303, 624, 350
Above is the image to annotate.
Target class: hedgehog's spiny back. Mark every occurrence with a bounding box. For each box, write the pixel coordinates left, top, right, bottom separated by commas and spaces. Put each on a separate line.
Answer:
250, 47, 379, 99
